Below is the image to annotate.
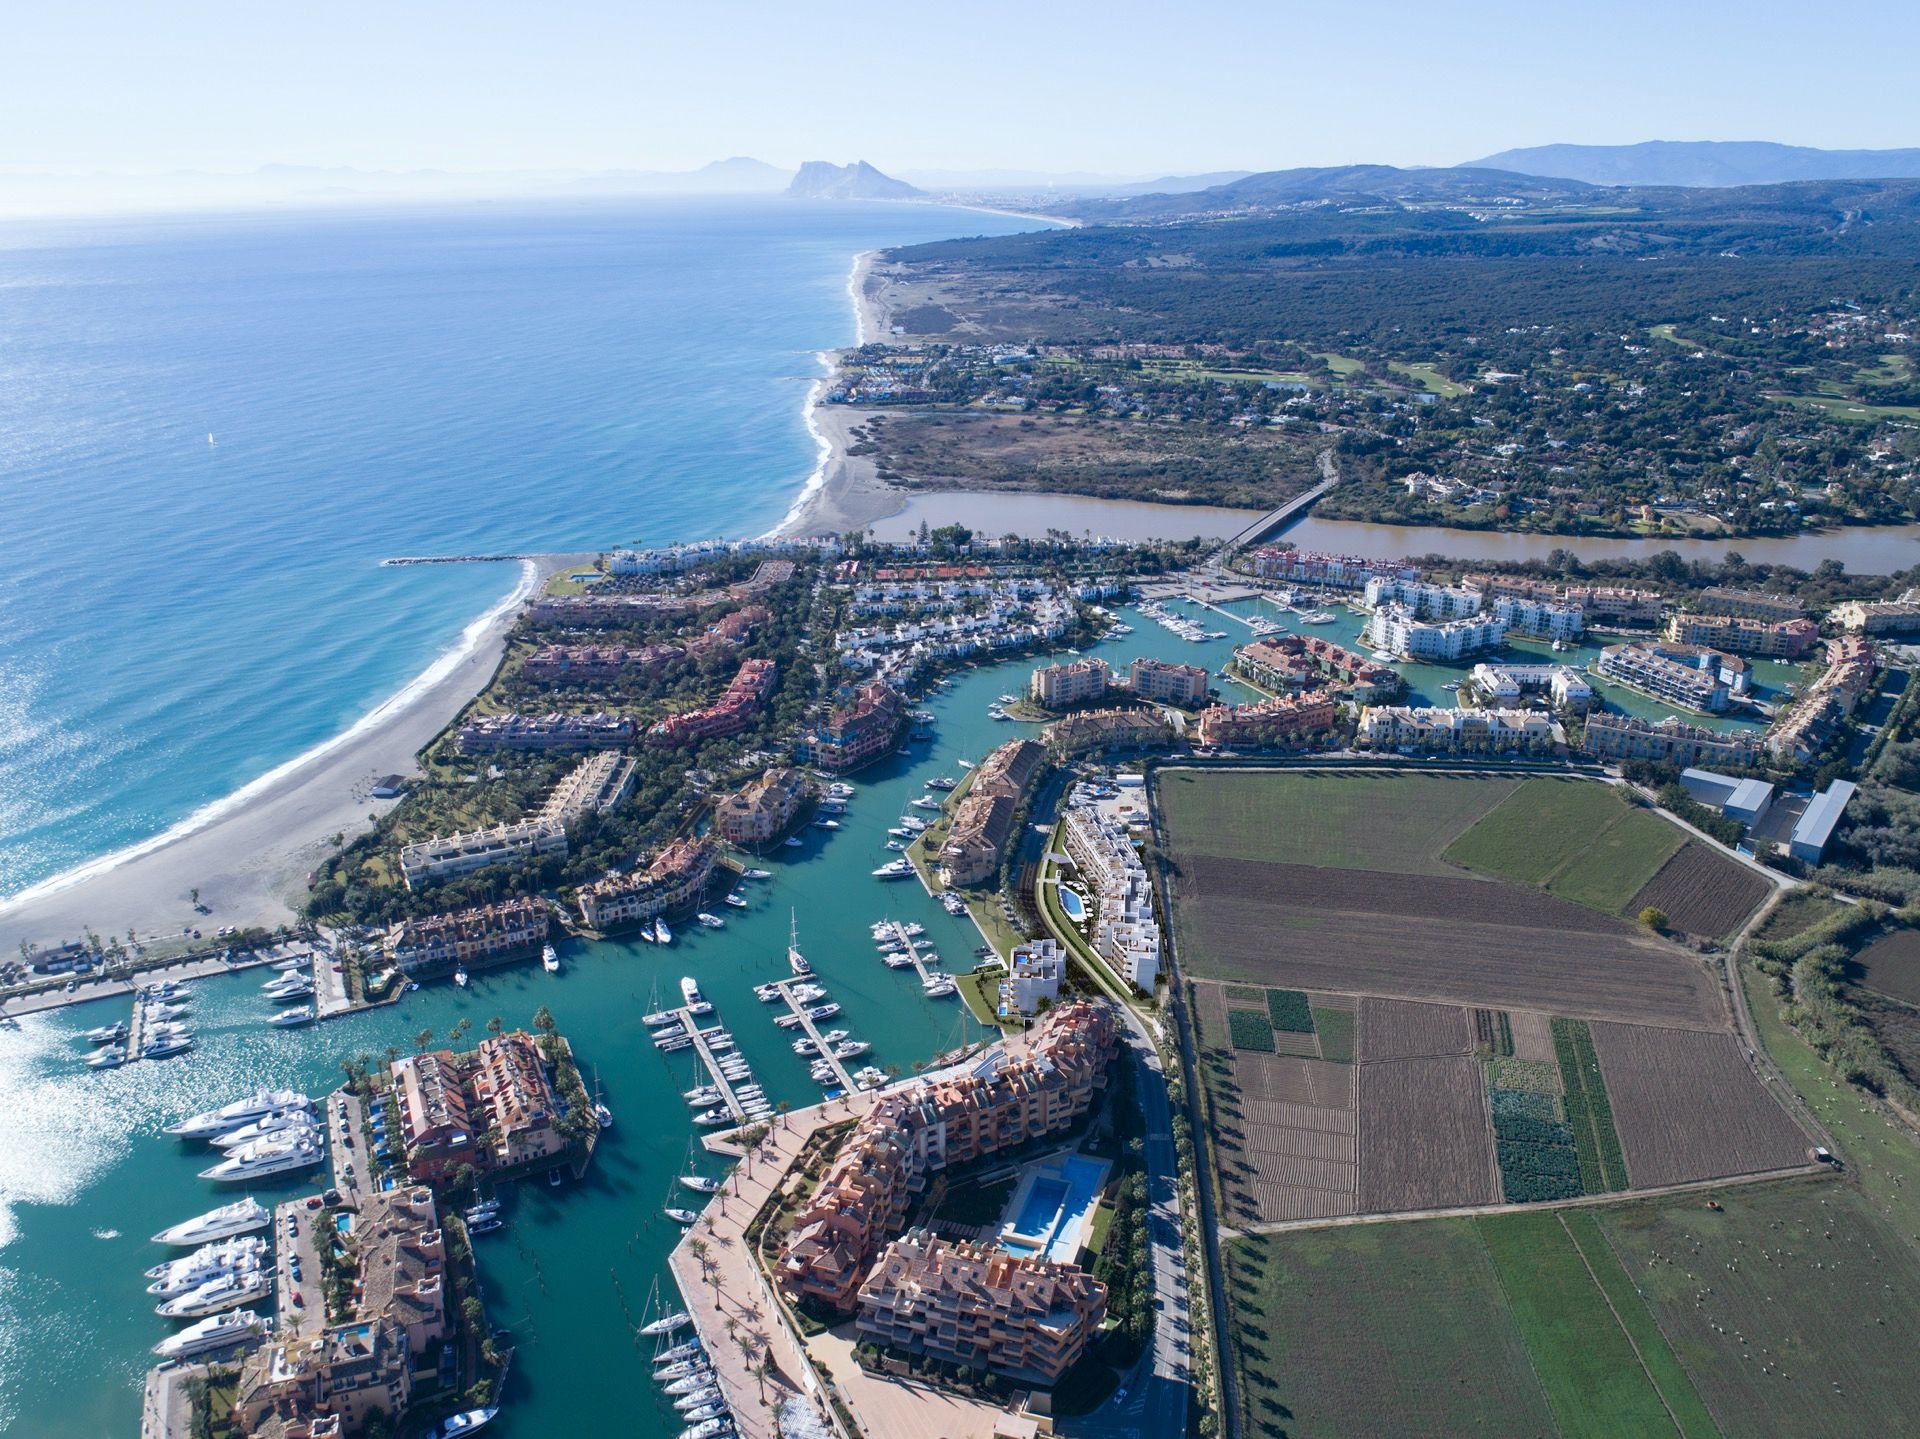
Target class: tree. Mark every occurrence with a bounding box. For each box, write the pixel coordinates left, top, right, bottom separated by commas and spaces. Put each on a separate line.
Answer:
532, 1005, 557, 1037
487, 1016, 504, 1037
189, 887, 200, 907
1638, 906, 1669, 932
416, 1028, 434, 1053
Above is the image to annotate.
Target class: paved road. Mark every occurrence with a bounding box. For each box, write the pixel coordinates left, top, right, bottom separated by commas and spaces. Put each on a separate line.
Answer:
1065, 1013, 1192, 1439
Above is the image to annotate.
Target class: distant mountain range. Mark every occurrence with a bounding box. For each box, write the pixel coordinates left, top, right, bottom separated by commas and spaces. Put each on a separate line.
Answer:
787, 161, 924, 201
1467, 141, 1920, 188
1057, 164, 1595, 221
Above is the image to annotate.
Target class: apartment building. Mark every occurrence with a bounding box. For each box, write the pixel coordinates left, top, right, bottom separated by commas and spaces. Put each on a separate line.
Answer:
1366, 606, 1507, 662
1234, 634, 1402, 702
856, 1229, 1107, 1384
1243, 548, 1413, 589
1466, 574, 1665, 625
998, 939, 1067, 1019
383, 899, 549, 978
795, 680, 908, 773
1695, 586, 1806, 622
1043, 707, 1174, 758
235, 1189, 446, 1439
388, 1032, 565, 1180
714, 766, 812, 848
1832, 591, 1920, 635
1581, 712, 1764, 768
1665, 612, 1819, 659
398, 819, 568, 891
576, 838, 717, 930
1029, 657, 1111, 709
1062, 804, 1162, 992
1489, 593, 1584, 643
538, 751, 638, 826
1595, 640, 1749, 714
1127, 656, 1211, 707
938, 739, 1045, 886
1362, 576, 1484, 618
1194, 691, 1337, 748
779, 1002, 1118, 1312
520, 642, 685, 683
1356, 705, 1557, 755
1766, 635, 1876, 762
455, 711, 636, 753
1468, 663, 1595, 712
646, 658, 777, 746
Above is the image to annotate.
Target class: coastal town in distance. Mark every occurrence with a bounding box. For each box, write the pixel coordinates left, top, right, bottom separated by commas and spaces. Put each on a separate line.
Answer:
11, 13, 1920, 1439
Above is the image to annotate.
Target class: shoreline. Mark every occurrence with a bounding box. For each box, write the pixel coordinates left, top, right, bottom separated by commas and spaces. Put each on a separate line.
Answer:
0, 554, 578, 953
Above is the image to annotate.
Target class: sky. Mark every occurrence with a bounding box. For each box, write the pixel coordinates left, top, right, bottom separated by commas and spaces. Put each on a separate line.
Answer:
4, 1, 1918, 183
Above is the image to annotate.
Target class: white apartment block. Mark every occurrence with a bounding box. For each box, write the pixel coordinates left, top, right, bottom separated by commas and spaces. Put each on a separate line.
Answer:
998, 939, 1068, 1018
1356, 705, 1557, 755
1061, 804, 1161, 992
1362, 576, 1484, 619
1489, 594, 1584, 642
1366, 606, 1508, 661
399, 819, 568, 891
1468, 663, 1594, 712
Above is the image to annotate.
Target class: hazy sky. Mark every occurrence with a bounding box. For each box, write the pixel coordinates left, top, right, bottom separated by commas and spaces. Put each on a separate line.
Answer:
7, 1, 1917, 177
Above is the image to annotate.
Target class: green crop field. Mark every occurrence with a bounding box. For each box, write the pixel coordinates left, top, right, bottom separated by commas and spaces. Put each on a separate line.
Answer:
1224, 1220, 1559, 1438
1156, 769, 1518, 875
1445, 777, 1684, 913
1479, 1210, 1716, 1438
1226, 1208, 1720, 1438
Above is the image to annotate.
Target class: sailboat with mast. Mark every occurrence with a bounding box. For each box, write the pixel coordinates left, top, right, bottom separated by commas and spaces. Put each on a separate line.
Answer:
786, 909, 812, 978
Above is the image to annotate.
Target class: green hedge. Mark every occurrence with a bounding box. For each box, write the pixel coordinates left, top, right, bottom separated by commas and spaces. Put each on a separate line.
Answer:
1266, 988, 1314, 1033
1227, 1009, 1276, 1052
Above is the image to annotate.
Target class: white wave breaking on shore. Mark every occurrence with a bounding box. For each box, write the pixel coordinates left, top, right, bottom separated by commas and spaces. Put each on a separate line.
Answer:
0, 558, 539, 914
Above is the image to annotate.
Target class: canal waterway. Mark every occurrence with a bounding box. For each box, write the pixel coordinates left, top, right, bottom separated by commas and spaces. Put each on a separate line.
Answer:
0, 579, 1800, 1435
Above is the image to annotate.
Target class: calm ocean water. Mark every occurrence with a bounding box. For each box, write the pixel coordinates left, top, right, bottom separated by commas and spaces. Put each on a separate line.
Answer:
0, 198, 1039, 900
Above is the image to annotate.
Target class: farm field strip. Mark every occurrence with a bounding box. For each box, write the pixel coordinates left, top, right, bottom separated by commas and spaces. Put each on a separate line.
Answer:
1590, 1023, 1813, 1186
1856, 928, 1920, 1007
1554, 1018, 1630, 1192
1356, 1055, 1499, 1212
1478, 1210, 1693, 1439
1445, 776, 1685, 913
1356, 997, 1473, 1060
1626, 842, 1774, 939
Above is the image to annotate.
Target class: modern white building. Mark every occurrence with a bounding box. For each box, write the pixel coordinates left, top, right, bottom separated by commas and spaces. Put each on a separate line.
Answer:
1060, 803, 1162, 993
1362, 577, 1484, 619
1367, 605, 1507, 661
1790, 780, 1857, 864
1468, 663, 1594, 712
1489, 594, 1584, 642
399, 819, 568, 891
998, 939, 1068, 1018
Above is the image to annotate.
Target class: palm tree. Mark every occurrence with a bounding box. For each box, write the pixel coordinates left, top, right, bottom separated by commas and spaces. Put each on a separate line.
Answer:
753, 1356, 772, 1404
487, 1016, 504, 1037
189, 887, 200, 908
775, 1100, 791, 1132
415, 1028, 434, 1053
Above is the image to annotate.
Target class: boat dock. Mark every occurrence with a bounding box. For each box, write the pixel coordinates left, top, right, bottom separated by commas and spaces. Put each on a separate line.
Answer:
661, 1008, 750, 1124
772, 980, 855, 1094
1179, 592, 1262, 628
878, 920, 936, 984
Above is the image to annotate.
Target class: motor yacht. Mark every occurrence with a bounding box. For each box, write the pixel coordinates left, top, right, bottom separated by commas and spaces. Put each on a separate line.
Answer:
655, 919, 675, 945
199, 1132, 326, 1182
453, 967, 470, 987
542, 944, 560, 973
679, 977, 704, 1006
87, 1047, 127, 1069
82, 1022, 128, 1045
169, 1092, 311, 1140
157, 1268, 271, 1318
696, 912, 725, 929
213, 1109, 318, 1148
423, 1409, 499, 1439
872, 860, 914, 879
266, 1007, 313, 1028
152, 1309, 265, 1359
722, 894, 749, 908
145, 1237, 268, 1294
664, 1206, 700, 1226
152, 1197, 271, 1246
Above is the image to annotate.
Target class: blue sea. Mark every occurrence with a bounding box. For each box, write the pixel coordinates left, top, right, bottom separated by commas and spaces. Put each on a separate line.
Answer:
0, 198, 1040, 900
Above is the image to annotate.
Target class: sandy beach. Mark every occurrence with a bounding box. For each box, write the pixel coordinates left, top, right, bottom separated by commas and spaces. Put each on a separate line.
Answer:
0, 555, 579, 955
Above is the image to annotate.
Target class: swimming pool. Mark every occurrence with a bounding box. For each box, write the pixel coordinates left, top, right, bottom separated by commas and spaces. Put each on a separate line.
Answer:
1057, 887, 1087, 922
998, 1152, 1110, 1263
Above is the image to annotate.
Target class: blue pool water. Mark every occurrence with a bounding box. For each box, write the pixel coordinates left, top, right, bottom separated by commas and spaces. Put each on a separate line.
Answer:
1010, 1178, 1070, 1241
1001, 1153, 1110, 1262
1058, 887, 1087, 922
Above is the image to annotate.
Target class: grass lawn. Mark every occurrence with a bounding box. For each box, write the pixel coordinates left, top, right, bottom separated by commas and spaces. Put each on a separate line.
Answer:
1389, 360, 1469, 397
1598, 1179, 1920, 1437
955, 967, 1017, 1030
1310, 1007, 1354, 1062
1316, 351, 1368, 376
1157, 769, 1519, 876
1478, 1209, 1713, 1438
1771, 392, 1920, 423
1445, 778, 1683, 913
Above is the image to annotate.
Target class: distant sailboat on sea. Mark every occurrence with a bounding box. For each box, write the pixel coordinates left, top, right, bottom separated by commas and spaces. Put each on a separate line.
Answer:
207, 433, 216, 446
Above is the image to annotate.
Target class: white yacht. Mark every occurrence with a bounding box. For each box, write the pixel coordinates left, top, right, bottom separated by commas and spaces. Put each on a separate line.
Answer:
266, 1007, 312, 1029
152, 1308, 265, 1359
872, 859, 914, 879
923, 976, 958, 998
199, 1132, 326, 1182
832, 1039, 872, 1059
722, 894, 748, 909
743, 866, 773, 878
679, 976, 704, 1007
152, 1198, 272, 1246
87, 1047, 127, 1069
453, 966, 470, 988
696, 912, 725, 929
641, 1308, 692, 1336
664, 1205, 700, 1226
145, 1237, 268, 1290
542, 943, 560, 973
157, 1268, 271, 1318
787, 911, 811, 977
679, 1173, 721, 1193
81, 1021, 128, 1045
655, 918, 674, 945
148, 1252, 264, 1301
424, 1409, 500, 1439
653, 1341, 703, 1367
143, 1034, 195, 1059
213, 1109, 318, 1148
169, 1092, 312, 1140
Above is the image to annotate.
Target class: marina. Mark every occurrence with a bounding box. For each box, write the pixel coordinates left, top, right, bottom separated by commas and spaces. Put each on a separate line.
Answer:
767, 978, 856, 1094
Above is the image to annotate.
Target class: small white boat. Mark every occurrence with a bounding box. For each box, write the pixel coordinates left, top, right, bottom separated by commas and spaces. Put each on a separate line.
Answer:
722, 894, 748, 909
941, 892, 967, 915
814, 817, 840, 830
661, 1369, 716, 1394
680, 1174, 721, 1193
266, 1007, 313, 1028
81, 1022, 127, 1045
680, 976, 703, 1006
684, 1087, 721, 1107
542, 943, 560, 973
694, 1108, 732, 1127
673, 1388, 722, 1412
422, 1409, 499, 1439
654, 1341, 703, 1367
453, 967, 469, 988
681, 1417, 731, 1439
833, 1039, 871, 1059
87, 1047, 127, 1068
783, 835, 804, 847
743, 867, 772, 879
664, 1206, 700, 1225
696, 912, 725, 929
927, 776, 956, 790
872, 860, 914, 879
910, 796, 940, 810
923, 977, 958, 998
